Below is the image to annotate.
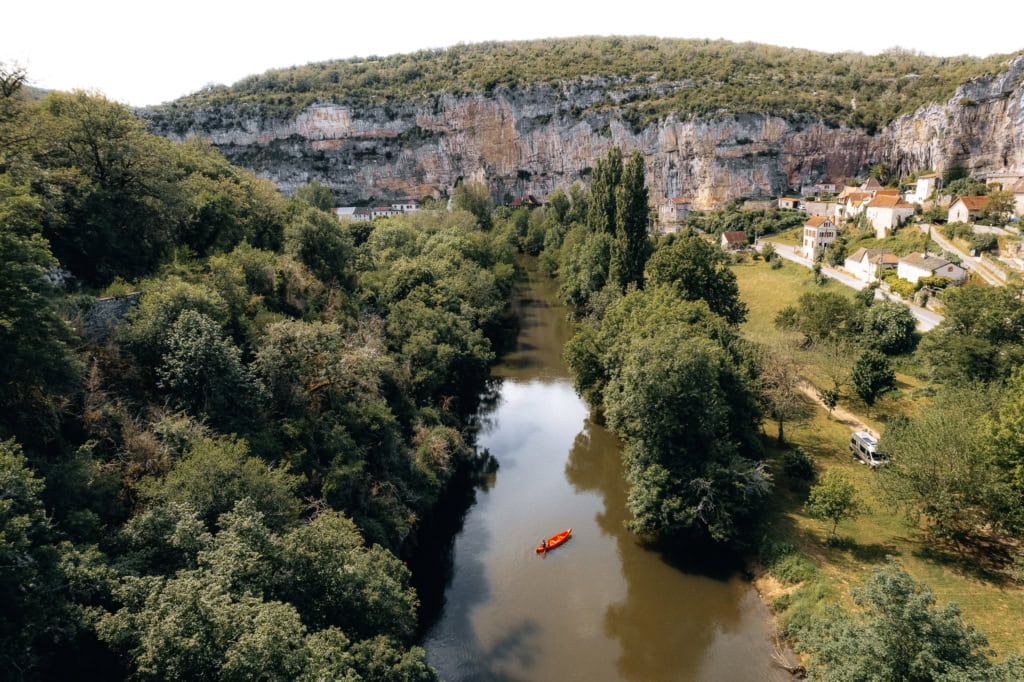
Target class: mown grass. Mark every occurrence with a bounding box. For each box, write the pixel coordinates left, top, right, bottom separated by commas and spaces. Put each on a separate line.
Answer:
761, 408, 1024, 657
735, 258, 1024, 657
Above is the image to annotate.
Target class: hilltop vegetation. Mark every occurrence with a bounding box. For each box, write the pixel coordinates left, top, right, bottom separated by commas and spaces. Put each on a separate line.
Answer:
150, 37, 1021, 134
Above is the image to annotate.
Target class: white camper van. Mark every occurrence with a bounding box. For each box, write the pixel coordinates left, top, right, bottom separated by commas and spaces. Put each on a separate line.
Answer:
850, 431, 886, 467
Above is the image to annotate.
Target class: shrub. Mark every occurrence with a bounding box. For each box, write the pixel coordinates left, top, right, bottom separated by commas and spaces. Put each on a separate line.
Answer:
772, 553, 818, 585
782, 447, 816, 481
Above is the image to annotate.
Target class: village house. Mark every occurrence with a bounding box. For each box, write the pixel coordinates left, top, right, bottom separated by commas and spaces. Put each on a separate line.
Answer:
659, 197, 692, 222
371, 206, 399, 219
801, 200, 836, 218
391, 199, 420, 212
897, 253, 967, 284
510, 195, 543, 209
720, 231, 748, 251
1013, 180, 1024, 217
907, 173, 939, 204
844, 247, 898, 282
948, 196, 990, 223
860, 178, 883, 192
842, 192, 873, 220
802, 216, 836, 258
800, 180, 838, 196
865, 194, 916, 238
778, 196, 801, 210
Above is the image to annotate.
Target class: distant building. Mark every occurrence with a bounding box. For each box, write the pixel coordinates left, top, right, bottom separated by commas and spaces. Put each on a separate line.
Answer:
948, 196, 990, 223
778, 196, 801, 210
391, 199, 420, 212
371, 206, 399, 219
802, 216, 837, 257
909, 173, 940, 204
336, 207, 371, 221
510, 195, 543, 209
720, 230, 748, 251
800, 180, 837, 196
659, 197, 692, 222
865, 195, 915, 238
860, 178, 883, 191
1009, 180, 1024, 217
335, 207, 357, 219
844, 248, 898, 282
802, 201, 836, 218
842, 192, 873, 220
897, 253, 966, 284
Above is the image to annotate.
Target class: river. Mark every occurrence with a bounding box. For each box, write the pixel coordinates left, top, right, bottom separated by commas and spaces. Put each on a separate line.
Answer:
419, 264, 790, 681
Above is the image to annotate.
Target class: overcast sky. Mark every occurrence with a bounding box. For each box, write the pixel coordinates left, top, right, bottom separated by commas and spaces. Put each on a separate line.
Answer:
8, 0, 1024, 107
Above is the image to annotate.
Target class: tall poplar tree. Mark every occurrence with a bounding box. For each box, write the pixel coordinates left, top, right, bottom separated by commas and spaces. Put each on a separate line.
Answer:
610, 150, 651, 290
586, 147, 622, 235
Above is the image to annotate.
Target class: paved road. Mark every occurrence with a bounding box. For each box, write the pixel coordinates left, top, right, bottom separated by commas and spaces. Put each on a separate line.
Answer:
917, 223, 1006, 287
763, 241, 944, 332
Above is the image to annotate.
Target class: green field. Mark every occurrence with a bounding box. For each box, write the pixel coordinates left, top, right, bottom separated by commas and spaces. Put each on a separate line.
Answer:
734, 259, 1024, 657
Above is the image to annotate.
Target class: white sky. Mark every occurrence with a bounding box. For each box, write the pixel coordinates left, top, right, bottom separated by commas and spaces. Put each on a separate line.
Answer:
8, 0, 1024, 107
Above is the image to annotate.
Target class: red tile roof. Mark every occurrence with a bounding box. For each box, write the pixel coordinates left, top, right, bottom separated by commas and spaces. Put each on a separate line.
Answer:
867, 195, 913, 209
805, 216, 831, 227
722, 230, 748, 243
954, 195, 990, 210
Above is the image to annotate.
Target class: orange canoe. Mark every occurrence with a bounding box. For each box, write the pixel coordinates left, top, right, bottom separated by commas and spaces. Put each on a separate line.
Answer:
536, 528, 572, 554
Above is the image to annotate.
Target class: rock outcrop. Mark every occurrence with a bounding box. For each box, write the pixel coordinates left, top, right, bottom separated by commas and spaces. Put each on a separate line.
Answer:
142, 57, 1024, 208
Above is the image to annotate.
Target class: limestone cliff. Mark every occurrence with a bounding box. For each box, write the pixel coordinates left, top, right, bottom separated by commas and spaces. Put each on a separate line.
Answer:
142, 57, 1024, 208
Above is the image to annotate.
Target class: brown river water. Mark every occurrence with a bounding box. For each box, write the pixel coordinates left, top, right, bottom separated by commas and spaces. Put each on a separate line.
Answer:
419, 264, 790, 682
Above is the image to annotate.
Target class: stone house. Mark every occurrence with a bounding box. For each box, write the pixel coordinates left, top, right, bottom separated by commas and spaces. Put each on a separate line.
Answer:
844, 248, 898, 282
801, 201, 836, 218
659, 197, 692, 222
802, 216, 837, 257
778, 196, 801, 210
865, 194, 916, 238
897, 253, 967, 284
720, 231, 748, 251
947, 196, 990, 223
391, 199, 420, 212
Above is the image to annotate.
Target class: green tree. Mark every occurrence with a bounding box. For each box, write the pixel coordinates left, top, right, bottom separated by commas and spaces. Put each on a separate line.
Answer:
452, 180, 492, 230
879, 385, 1005, 546
0, 176, 80, 442
139, 436, 303, 531
805, 469, 863, 540
860, 300, 916, 354
646, 235, 748, 323
759, 344, 805, 443
284, 205, 355, 286
774, 291, 856, 342
795, 560, 1023, 681
587, 147, 623, 235
981, 367, 1024, 532
609, 150, 651, 290
291, 179, 335, 212
852, 349, 895, 406
156, 310, 256, 428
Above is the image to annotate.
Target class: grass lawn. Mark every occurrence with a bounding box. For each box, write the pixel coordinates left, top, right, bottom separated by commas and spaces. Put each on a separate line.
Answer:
735, 259, 1024, 656
762, 406, 1024, 658
732, 258, 922, 428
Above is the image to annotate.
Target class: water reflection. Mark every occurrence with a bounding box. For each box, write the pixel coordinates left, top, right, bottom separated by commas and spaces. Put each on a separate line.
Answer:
421, 262, 787, 681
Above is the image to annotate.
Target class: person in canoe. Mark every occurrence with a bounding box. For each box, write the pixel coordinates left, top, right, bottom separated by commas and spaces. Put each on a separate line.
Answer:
540, 538, 548, 551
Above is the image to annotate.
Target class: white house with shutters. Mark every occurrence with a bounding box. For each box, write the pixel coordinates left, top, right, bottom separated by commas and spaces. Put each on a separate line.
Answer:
897, 253, 966, 284
802, 216, 837, 257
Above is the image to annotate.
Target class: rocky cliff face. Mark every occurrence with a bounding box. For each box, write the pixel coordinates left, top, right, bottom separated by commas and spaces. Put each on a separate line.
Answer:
143, 58, 1024, 208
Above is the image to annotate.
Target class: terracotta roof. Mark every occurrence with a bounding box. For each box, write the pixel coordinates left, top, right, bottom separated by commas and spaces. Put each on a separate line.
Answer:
780, 196, 801, 202
849, 247, 894, 263
917, 173, 938, 179
805, 216, 831, 227
671, 197, 691, 205
874, 189, 900, 197
900, 252, 950, 271
722, 230, 748, 243
868, 195, 914, 209
954, 195, 990, 210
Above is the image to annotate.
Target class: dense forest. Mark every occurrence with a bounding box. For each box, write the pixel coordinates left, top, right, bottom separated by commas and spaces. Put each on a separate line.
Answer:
148, 37, 1022, 134
0, 65, 518, 680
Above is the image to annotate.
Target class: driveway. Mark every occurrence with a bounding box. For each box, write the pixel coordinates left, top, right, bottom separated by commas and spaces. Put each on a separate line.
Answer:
762, 240, 944, 332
